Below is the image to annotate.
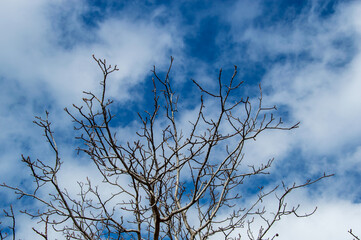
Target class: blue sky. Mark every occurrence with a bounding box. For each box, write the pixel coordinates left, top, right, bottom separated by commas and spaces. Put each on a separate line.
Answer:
1, 0, 361, 239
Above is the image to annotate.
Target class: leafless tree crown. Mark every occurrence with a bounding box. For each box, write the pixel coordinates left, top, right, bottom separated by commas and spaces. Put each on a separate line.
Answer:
0, 56, 332, 240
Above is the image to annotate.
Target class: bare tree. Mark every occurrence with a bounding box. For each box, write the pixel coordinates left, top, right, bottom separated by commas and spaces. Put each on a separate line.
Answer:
1, 56, 332, 239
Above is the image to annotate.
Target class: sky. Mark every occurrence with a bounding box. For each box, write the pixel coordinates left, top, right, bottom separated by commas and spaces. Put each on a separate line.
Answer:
0, 0, 361, 239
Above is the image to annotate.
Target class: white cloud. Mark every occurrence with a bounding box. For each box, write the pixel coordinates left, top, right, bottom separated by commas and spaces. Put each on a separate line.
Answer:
267, 197, 361, 240
220, 0, 361, 238
0, 0, 176, 104
259, 3, 361, 156
0, 0, 177, 227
